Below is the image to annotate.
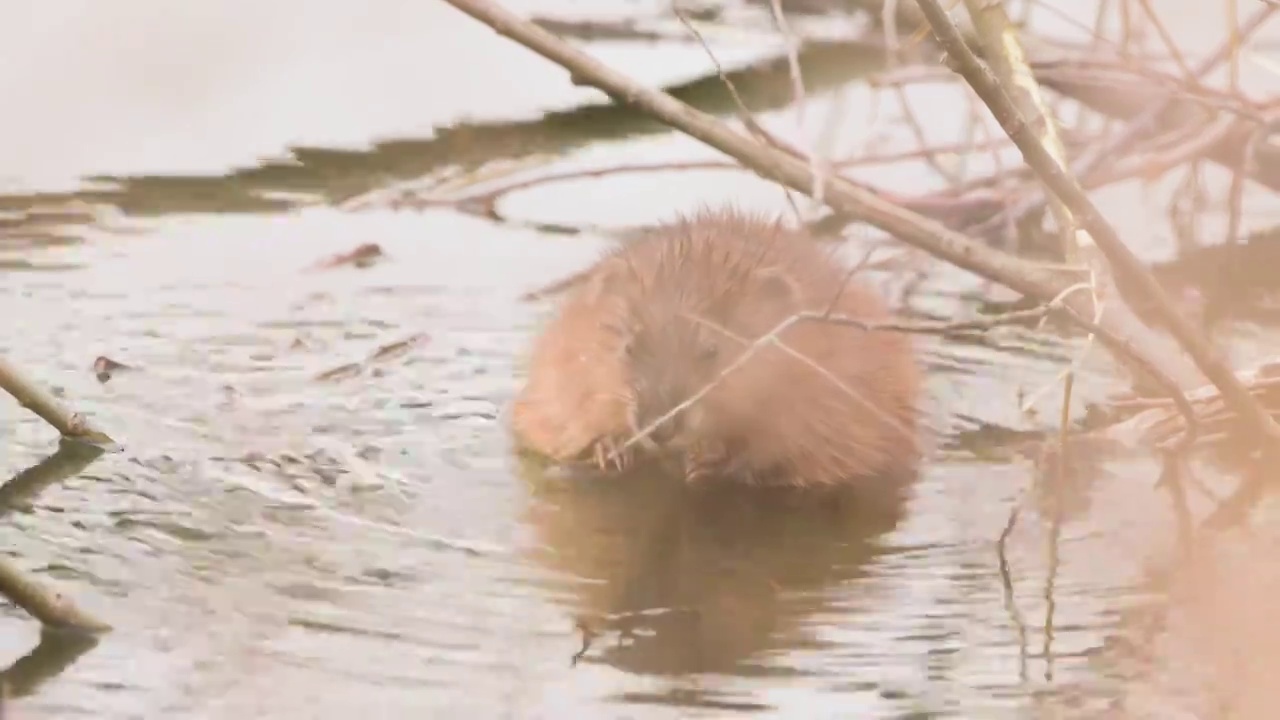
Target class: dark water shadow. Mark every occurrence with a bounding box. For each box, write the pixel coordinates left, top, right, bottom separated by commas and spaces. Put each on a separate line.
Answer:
0, 440, 108, 710
0, 626, 101, 702
0, 438, 106, 518
520, 460, 909, 685
0, 39, 889, 236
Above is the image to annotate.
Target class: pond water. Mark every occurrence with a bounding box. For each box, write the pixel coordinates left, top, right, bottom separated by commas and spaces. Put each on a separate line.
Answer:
3, 1, 1280, 718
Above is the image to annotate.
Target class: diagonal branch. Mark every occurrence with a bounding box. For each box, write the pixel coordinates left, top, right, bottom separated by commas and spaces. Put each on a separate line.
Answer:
439, 0, 1198, 417
0, 356, 114, 446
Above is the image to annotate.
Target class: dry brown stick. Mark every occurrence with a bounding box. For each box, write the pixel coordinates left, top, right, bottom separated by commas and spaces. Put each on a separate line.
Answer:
0, 555, 111, 633
439, 0, 1201, 412
1134, 0, 1194, 79
964, 0, 1078, 260
0, 356, 114, 446
914, 0, 1280, 449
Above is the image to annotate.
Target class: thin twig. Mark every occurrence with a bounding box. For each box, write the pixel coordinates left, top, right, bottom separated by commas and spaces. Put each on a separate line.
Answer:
996, 492, 1030, 683
766, 0, 822, 211
613, 288, 1093, 461
1135, 0, 1194, 79
976, 3, 1278, 235
962, 0, 1103, 471
671, 2, 804, 221
1042, 473, 1062, 682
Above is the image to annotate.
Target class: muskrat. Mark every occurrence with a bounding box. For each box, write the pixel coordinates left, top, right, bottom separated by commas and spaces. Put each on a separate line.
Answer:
511, 207, 922, 489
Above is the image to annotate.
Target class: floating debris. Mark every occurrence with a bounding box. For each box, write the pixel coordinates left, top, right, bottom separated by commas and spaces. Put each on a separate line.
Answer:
307, 242, 385, 271
92, 355, 134, 383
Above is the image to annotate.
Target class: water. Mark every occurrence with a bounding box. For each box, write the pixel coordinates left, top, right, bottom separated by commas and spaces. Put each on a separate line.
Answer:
2, 0, 1280, 717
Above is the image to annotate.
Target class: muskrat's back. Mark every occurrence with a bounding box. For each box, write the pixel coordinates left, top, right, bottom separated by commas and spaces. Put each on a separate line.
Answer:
511, 207, 922, 489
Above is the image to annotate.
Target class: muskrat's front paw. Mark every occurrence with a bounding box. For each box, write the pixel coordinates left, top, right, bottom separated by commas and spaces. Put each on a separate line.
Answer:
684, 443, 727, 484
685, 462, 714, 484
592, 437, 630, 472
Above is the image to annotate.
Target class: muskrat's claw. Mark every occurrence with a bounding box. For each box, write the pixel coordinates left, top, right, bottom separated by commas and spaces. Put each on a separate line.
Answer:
683, 442, 725, 484
685, 463, 711, 484
592, 441, 609, 471
592, 438, 629, 472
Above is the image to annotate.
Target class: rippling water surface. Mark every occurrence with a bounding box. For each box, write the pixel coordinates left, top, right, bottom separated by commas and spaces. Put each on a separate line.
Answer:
3, 1, 1280, 718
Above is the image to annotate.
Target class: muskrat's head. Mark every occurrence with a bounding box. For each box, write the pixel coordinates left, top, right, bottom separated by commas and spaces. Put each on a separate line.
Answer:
619, 304, 726, 450
591, 259, 806, 456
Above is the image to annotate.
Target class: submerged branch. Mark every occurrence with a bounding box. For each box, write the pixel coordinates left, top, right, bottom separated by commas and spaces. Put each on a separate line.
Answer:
0, 356, 114, 447
0, 556, 111, 633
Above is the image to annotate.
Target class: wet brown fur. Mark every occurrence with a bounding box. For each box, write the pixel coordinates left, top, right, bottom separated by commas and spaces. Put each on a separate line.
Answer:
511, 207, 922, 489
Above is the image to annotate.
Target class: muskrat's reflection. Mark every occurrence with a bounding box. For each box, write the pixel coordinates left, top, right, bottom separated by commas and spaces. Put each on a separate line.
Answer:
522, 463, 908, 676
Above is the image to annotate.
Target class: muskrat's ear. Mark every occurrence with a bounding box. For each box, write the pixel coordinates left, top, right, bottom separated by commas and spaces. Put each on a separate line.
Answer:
752, 267, 802, 310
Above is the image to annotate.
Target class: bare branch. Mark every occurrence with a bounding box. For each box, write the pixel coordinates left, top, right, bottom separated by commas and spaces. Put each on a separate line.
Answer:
0, 356, 114, 446
0, 556, 110, 633
438, 0, 1197, 417
914, 0, 1280, 451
